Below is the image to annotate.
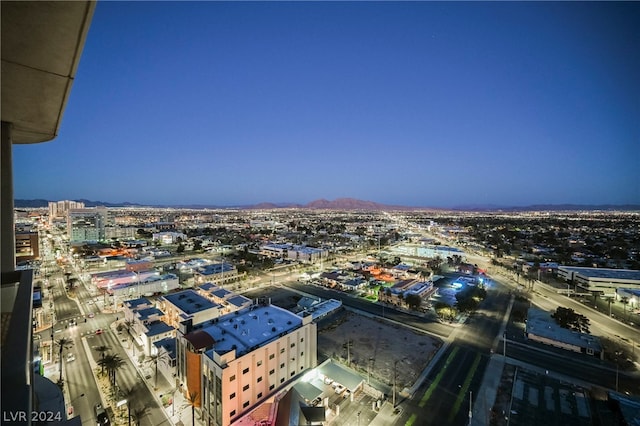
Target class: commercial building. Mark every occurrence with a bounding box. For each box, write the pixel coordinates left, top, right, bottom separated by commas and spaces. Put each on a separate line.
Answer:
390, 243, 465, 260
176, 301, 317, 426
558, 266, 640, 296
153, 231, 187, 245
260, 243, 328, 264
525, 308, 603, 359
193, 262, 239, 285
67, 206, 109, 242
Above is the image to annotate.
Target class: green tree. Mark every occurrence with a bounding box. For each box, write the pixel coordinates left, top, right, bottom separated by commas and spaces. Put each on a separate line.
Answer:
99, 354, 125, 388
551, 307, 590, 334
405, 293, 422, 311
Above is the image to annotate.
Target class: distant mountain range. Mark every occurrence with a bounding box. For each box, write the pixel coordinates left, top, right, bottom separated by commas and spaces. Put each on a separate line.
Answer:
14, 198, 640, 212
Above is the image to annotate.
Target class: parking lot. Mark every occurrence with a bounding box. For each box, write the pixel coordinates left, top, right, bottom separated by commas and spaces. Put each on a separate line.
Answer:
506, 368, 591, 426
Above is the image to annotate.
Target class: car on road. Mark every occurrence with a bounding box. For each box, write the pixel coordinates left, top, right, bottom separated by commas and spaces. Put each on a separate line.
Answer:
94, 403, 110, 426
66, 353, 75, 362
94, 329, 103, 335
87, 312, 95, 318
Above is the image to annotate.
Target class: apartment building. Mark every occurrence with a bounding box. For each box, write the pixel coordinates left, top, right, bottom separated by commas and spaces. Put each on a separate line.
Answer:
158, 289, 223, 328
197, 283, 252, 314
177, 301, 317, 426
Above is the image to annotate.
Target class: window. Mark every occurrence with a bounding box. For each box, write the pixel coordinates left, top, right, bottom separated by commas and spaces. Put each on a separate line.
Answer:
242, 367, 249, 375
290, 343, 295, 348
243, 384, 249, 391
243, 401, 250, 408
257, 376, 263, 383
229, 392, 236, 400
269, 384, 274, 390
269, 354, 275, 360
280, 378, 284, 383
257, 360, 262, 367
230, 410, 236, 417
300, 337, 304, 342
258, 392, 263, 399
291, 371, 295, 377
300, 352, 304, 356
280, 363, 284, 369
229, 375, 236, 382
269, 369, 275, 375
280, 348, 285, 354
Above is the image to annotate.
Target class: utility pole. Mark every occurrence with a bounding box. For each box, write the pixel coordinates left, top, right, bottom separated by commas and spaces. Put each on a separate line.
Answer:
468, 391, 473, 425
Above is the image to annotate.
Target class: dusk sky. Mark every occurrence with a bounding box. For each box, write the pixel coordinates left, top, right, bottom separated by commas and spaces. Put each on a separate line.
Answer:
13, 1, 640, 208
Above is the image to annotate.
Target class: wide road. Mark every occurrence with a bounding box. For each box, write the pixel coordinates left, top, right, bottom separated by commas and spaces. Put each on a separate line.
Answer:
505, 341, 640, 395
85, 326, 169, 426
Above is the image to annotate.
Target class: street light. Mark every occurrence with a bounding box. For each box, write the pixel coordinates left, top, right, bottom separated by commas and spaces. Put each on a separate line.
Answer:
392, 360, 399, 408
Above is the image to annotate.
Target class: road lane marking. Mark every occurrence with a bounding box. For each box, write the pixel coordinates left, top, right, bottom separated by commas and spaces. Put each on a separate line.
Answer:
418, 346, 459, 408
448, 352, 482, 423
405, 413, 418, 425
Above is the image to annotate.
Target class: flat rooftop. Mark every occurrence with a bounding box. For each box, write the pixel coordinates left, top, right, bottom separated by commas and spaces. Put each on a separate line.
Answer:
202, 304, 303, 359
559, 266, 640, 281
162, 289, 220, 314
145, 320, 175, 337
526, 308, 602, 352
196, 263, 235, 275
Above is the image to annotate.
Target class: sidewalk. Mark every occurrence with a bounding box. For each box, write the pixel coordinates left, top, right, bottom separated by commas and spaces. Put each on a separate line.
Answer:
112, 320, 199, 426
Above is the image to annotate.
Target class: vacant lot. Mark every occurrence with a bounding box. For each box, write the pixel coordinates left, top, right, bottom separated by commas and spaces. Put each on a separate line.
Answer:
317, 309, 442, 390
244, 286, 443, 390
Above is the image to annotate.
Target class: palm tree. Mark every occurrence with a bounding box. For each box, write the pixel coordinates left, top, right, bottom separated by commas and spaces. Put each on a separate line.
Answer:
55, 337, 74, 382
145, 349, 171, 389
130, 405, 148, 426
99, 354, 125, 388
181, 390, 199, 426
95, 345, 111, 375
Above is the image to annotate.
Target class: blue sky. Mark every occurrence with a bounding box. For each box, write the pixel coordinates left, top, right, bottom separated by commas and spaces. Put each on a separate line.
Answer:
13, 1, 640, 208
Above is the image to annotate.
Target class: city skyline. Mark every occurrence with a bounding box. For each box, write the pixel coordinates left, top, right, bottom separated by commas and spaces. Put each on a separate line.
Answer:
13, 1, 640, 208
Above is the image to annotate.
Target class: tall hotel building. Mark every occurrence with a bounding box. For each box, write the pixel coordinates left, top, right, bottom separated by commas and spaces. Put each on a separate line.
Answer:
48, 200, 84, 225
177, 300, 317, 426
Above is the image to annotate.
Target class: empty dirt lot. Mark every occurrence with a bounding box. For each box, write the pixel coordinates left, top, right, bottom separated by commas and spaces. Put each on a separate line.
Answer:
244, 286, 443, 391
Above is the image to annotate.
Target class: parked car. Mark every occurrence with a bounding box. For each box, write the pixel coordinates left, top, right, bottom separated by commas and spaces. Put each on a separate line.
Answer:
334, 384, 346, 395
66, 353, 75, 362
